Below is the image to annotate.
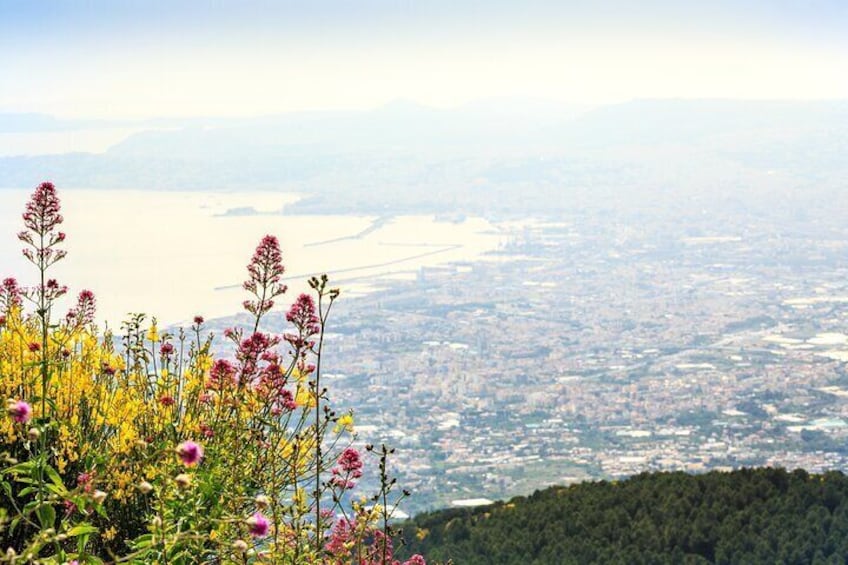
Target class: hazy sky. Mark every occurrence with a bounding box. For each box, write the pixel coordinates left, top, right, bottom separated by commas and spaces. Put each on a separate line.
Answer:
1, 0, 846, 118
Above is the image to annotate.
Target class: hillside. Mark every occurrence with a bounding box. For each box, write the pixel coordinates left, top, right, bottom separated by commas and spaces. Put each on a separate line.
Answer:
399, 468, 848, 564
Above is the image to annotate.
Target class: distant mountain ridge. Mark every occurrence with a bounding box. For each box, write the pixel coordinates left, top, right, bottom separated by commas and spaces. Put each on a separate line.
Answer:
1, 98, 846, 217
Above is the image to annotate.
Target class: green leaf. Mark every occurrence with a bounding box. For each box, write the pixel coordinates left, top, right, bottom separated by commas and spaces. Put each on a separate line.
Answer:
66, 524, 99, 537
44, 464, 66, 489
37, 503, 55, 529
18, 486, 36, 497
131, 533, 153, 549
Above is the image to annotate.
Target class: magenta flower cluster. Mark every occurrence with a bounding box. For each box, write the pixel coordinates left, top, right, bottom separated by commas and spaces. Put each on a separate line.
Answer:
6, 400, 32, 423
176, 440, 204, 467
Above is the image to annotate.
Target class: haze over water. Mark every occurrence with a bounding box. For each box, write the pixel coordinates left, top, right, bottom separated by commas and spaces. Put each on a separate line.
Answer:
0, 189, 505, 329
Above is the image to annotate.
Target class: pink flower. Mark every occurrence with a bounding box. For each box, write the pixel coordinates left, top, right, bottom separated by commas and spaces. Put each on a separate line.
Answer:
207, 359, 236, 390
64, 289, 92, 324
22, 181, 63, 234
246, 512, 270, 537
7, 400, 32, 423
331, 448, 364, 489
176, 440, 204, 466
199, 423, 214, 438
72, 289, 97, 325
19, 182, 67, 271
325, 517, 355, 556
27, 342, 41, 352
402, 556, 427, 565
0, 277, 22, 311
286, 293, 320, 335
338, 448, 363, 475
243, 235, 287, 317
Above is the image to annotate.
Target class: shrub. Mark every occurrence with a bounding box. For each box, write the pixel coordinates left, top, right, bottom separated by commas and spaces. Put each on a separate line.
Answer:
0, 182, 425, 564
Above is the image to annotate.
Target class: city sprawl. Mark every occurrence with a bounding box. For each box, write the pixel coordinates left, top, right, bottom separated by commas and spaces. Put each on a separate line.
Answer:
247, 203, 848, 514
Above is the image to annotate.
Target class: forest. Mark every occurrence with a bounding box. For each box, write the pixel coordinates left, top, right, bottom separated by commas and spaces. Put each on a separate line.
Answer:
399, 467, 848, 564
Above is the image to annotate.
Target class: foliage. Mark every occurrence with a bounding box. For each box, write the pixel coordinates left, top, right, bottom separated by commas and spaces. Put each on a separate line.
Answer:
0, 182, 425, 564
400, 467, 848, 564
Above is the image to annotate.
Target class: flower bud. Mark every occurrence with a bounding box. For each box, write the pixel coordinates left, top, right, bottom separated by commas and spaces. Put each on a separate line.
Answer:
92, 490, 108, 504
138, 481, 154, 494
174, 473, 191, 489
254, 494, 271, 509
232, 539, 248, 553
27, 427, 40, 441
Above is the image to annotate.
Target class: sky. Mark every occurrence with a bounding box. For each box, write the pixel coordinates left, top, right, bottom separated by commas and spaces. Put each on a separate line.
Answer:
1, 0, 847, 119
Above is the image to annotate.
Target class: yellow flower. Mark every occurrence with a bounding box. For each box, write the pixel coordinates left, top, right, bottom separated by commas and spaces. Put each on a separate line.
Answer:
334, 413, 355, 433
146, 322, 159, 343
292, 488, 308, 514
295, 385, 315, 409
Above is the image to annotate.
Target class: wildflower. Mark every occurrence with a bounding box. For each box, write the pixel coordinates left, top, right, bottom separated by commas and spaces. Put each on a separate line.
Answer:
338, 448, 363, 475
40, 278, 68, 301
158, 395, 175, 406
71, 289, 96, 325
193, 315, 204, 325
159, 342, 175, 357
207, 359, 236, 389
138, 481, 154, 494
174, 473, 192, 489
403, 556, 427, 565
286, 293, 321, 336
92, 490, 108, 504
331, 447, 364, 489
0, 277, 22, 311
22, 181, 63, 234
237, 332, 280, 383
27, 428, 40, 441
6, 400, 32, 423
243, 235, 287, 317
27, 342, 40, 352
255, 494, 271, 509
335, 413, 355, 433
176, 440, 204, 466
232, 539, 249, 553
146, 322, 159, 343
246, 512, 270, 537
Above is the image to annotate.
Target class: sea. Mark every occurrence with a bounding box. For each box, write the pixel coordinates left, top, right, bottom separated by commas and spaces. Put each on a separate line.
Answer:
0, 188, 506, 329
